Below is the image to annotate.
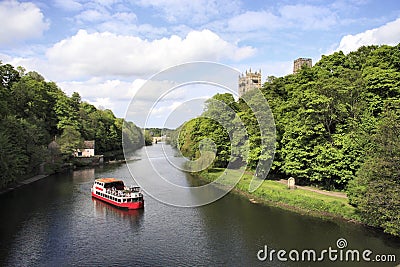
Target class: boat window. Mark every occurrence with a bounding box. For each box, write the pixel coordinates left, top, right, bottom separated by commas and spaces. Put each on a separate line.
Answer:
131, 187, 140, 192
104, 181, 125, 190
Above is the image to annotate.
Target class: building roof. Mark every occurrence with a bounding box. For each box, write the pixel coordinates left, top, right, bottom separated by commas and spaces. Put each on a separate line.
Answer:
48, 140, 60, 149
83, 140, 95, 149
95, 178, 123, 183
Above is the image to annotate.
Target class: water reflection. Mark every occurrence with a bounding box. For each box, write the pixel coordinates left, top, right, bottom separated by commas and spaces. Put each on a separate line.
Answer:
92, 197, 144, 227
0, 145, 399, 266
72, 168, 95, 182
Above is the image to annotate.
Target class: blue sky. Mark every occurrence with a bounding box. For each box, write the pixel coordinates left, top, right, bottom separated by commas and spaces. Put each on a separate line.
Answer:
1, 0, 400, 127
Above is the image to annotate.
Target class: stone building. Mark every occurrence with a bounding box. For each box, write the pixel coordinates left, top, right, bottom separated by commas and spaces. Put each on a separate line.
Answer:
293, 58, 312, 73
74, 140, 95, 157
238, 69, 261, 97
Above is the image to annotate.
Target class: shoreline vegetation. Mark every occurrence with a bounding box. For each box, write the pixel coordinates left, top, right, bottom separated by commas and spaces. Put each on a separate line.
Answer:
2, 44, 400, 237
172, 44, 400, 237
0, 174, 50, 195
0, 61, 146, 190
0, 154, 133, 195
193, 168, 360, 223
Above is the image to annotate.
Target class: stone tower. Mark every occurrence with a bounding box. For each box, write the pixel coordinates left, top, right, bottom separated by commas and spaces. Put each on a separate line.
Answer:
238, 69, 261, 97
293, 58, 312, 73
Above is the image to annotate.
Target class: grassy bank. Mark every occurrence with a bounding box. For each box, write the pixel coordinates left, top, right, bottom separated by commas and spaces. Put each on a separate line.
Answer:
195, 168, 360, 222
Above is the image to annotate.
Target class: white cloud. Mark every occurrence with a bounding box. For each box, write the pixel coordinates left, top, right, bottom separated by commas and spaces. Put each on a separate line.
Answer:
92, 18, 166, 39
74, 8, 137, 24
136, 0, 241, 24
225, 4, 337, 34
75, 9, 105, 22
58, 78, 144, 117
58, 78, 137, 100
150, 101, 182, 117
279, 4, 337, 30
336, 18, 400, 54
57, 78, 192, 118
53, 0, 83, 11
227, 11, 281, 32
91, 97, 114, 111
44, 29, 255, 79
0, 0, 49, 45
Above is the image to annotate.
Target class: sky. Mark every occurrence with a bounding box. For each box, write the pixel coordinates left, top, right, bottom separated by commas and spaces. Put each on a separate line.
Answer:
1, 0, 400, 127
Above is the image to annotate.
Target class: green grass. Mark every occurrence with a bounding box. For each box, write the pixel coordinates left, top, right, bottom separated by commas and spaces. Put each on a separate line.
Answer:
196, 168, 359, 222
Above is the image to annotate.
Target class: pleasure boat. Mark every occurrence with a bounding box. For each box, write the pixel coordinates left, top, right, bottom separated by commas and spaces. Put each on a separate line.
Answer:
91, 178, 144, 209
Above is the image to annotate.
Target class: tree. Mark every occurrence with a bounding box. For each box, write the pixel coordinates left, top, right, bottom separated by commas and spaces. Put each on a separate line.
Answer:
122, 121, 144, 151
348, 104, 400, 236
0, 63, 19, 118
58, 126, 83, 155
0, 62, 146, 188
0, 62, 20, 89
144, 130, 153, 146
0, 130, 28, 187
54, 91, 80, 131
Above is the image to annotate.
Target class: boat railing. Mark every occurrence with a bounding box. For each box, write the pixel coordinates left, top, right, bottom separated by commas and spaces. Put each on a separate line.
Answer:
102, 187, 141, 198
129, 186, 140, 192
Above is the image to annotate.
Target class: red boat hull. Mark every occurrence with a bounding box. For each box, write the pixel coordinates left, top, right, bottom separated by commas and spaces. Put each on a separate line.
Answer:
91, 192, 144, 210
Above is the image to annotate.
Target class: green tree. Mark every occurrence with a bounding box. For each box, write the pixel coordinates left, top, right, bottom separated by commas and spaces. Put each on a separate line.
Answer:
58, 126, 83, 155
0, 61, 146, 188
0, 62, 20, 89
54, 91, 80, 131
0, 130, 28, 187
348, 104, 400, 236
123, 121, 144, 151
144, 130, 153, 146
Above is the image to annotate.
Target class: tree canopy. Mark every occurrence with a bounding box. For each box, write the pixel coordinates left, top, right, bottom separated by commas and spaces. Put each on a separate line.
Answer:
173, 44, 400, 236
0, 61, 144, 188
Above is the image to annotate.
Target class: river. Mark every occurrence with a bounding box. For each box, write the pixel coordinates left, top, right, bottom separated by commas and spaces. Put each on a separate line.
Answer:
0, 144, 399, 266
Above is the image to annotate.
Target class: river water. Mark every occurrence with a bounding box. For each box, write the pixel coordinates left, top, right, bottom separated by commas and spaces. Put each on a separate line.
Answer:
0, 144, 399, 266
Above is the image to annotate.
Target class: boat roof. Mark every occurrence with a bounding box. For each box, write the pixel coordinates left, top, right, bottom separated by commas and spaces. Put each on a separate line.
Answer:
95, 178, 123, 183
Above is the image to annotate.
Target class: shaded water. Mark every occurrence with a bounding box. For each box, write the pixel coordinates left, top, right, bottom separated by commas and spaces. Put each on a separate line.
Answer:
0, 145, 399, 266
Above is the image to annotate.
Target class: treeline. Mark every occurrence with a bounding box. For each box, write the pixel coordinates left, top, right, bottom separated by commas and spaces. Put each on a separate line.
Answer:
0, 62, 144, 188
174, 44, 400, 236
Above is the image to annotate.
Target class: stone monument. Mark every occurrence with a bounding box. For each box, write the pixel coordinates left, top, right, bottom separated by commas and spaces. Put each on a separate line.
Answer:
288, 177, 296, 189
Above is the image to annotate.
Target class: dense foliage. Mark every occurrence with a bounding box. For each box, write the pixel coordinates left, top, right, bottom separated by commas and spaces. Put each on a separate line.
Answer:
175, 44, 400, 236
0, 62, 144, 188
347, 103, 400, 236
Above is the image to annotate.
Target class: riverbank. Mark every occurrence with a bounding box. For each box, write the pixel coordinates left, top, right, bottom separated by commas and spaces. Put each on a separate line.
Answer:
0, 174, 50, 195
0, 156, 131, 195
194, 168, 361, 223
